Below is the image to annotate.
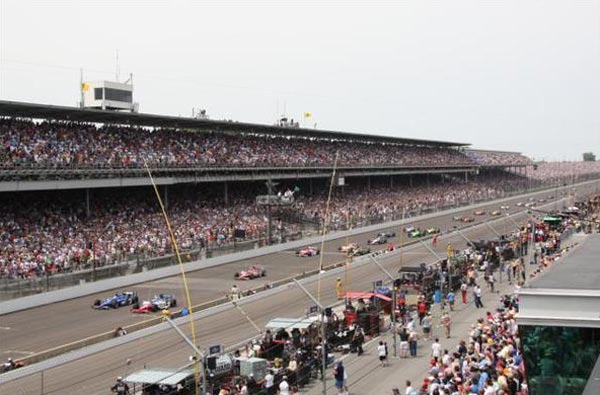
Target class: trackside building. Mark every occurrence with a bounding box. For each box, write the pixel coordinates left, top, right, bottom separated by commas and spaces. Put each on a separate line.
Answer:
517, 234, 600, 395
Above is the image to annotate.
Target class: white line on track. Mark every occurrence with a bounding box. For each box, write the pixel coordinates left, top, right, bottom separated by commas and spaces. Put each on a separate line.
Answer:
0, 326, 11, 330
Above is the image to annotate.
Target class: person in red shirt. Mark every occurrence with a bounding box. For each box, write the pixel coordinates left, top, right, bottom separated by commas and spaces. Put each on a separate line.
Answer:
417, 300, 428, 325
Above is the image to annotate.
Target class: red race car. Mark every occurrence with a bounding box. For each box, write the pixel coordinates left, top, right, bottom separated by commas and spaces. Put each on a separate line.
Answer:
235, 265, 266, 280
296, 246, 320, 257
131, 301, 157, 314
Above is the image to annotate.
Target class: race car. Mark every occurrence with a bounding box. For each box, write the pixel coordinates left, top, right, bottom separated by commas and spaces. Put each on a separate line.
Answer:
93, 291, 138, 310
538, 198, 546, 203
490, 210, 502, 216
235, 265, 266, 280
151, 294, 177, 309
367, 235, 388, 245
408, 229, 424, 238
131, 294, 177, 313
349, 246, 371, 256
404, 226, 416, 233
131, 301, 156, 314
516, 202, 524, 207
377, 231, 396, 238
426, 227, 441, 235
461, 216, 475, 223
338, 243, 360, 253
473, 210, 486, 216
296, 246, 320, 257
1, 359, 24, 373
452, 216, 463, 221
500, 205, 510, 210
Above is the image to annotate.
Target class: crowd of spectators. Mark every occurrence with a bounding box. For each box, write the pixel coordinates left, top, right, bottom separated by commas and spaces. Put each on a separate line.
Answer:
0, 173, 533, 281
2, 119, 478, 169
410, 297, 526, 395
0, 189, 269, 280
407, 206, 592, 395
527, 161, 600, 181
298, 175, 532, 229
465, 151, 532, 167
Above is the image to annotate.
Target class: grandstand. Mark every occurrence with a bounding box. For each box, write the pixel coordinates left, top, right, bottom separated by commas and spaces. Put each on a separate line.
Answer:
0, 99, 497, 189
465, 148, 533, 166
0, 99, 588, 290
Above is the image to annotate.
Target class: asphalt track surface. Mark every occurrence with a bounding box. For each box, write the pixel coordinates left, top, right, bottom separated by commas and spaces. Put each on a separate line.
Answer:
0, 184, 596, 394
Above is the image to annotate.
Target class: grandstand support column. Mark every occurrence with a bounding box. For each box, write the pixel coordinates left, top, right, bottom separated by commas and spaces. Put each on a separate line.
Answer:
390, 175, 393, 188
465, 172, 468, 183
409, 175, 413, 187
368, 176, 371, 191
85, 188, 90, 218
223, 182, 229, 206
265, 179, 276, 246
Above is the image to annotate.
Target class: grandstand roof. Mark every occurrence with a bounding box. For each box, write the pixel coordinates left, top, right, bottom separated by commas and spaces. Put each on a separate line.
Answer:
0, 100, 469, 147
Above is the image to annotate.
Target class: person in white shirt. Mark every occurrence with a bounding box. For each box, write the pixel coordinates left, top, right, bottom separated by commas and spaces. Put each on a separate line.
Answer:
264, 372, 274, 391
377, 341, 387, 367
279, 376, 290, 395
483, 379, 496, 395
405, 380, 414, 395
287, 356, 297, 372
431, 338, 442, 360
230, 284, 240, 300
442, 349, 452, 366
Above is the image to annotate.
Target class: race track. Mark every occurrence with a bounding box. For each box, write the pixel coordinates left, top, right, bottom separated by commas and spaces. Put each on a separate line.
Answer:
0, 183, 595, 394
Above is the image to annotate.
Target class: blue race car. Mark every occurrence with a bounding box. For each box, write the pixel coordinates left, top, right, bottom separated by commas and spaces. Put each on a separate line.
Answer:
93, 292, 138, 310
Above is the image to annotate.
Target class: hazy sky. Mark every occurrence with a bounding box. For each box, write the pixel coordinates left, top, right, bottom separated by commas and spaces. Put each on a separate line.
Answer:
1, 0, 599, 160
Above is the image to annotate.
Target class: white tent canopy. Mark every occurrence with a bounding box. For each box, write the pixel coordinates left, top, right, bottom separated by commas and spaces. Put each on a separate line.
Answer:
265, 316, 320, 330
124, 368, 194, 386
